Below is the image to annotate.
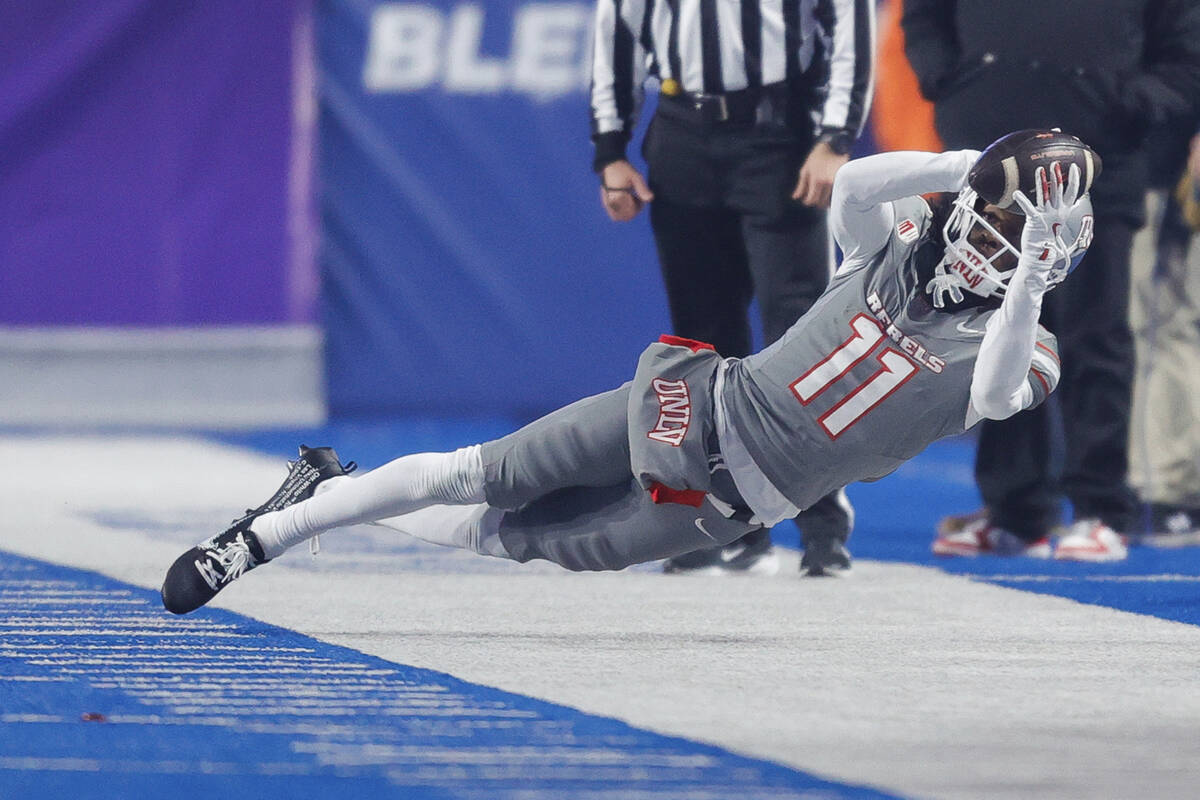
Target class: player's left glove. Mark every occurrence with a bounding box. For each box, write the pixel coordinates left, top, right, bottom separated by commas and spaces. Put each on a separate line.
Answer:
1010, 162, 1082, 288
926, 272, 965, 308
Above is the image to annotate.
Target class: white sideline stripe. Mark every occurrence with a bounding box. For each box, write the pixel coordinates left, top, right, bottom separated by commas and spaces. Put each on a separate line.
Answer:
987, 574, 1200, 583
5, 434, 1200, 800
0, 325, 325, 428
0, 757, 314, 775
0, 325, 321, 351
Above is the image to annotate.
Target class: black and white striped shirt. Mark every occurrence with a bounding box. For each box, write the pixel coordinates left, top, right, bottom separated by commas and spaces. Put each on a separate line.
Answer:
591, 0, 876, 167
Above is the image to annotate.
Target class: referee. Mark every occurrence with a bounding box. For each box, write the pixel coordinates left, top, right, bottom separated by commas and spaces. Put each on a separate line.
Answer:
590, 0, 875, 576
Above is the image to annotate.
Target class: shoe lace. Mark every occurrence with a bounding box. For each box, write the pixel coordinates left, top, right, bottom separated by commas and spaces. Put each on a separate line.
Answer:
212, 533, 254, 584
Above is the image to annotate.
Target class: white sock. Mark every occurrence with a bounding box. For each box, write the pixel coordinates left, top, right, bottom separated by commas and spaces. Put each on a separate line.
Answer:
372, 503, 508, 558
251, 445, 486, 559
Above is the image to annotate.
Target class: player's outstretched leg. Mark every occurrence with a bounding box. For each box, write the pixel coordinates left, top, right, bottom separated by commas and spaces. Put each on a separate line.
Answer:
161, 445, 356, 614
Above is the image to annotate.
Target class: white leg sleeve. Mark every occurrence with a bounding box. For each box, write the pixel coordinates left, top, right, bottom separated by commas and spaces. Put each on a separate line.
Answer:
252, 445, 486, 559
372, 503, 509, 558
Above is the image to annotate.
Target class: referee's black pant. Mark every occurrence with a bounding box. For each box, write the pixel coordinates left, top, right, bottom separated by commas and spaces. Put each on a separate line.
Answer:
642, 100, 851, 549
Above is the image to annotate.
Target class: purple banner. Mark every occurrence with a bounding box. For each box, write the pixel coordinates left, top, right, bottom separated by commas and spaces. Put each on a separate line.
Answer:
0, 0, 314, 325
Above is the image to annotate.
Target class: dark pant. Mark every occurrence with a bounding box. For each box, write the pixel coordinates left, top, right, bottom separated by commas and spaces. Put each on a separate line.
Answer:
976, 213, 1139, 537
643, 106, 851, 547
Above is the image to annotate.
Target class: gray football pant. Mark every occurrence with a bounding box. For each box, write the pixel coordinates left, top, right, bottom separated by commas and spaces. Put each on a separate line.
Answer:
480, 385, 761, 571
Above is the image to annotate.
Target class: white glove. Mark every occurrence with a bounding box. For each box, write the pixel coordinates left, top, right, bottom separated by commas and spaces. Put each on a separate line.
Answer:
1011, 162, 1083, 278
925, 272, 964, 308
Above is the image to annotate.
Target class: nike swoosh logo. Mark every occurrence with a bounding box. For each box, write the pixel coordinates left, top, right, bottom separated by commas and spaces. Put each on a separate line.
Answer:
694, 518, 720, 542
956, 320, 986, 336
720, 544, 746, 562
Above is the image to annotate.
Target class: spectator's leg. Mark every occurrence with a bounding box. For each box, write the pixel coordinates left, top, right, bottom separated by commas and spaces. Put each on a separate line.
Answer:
738, 154, 852, 568
974, 409, 1061, 539
1053, 214, 1139, 533
649, 197, 754, 358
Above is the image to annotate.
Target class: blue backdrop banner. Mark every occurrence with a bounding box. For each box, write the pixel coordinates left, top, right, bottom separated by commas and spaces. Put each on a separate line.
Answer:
319, 0, 666, 418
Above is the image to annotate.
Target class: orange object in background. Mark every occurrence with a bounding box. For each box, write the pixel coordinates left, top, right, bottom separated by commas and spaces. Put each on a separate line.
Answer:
872, 0, 942, 153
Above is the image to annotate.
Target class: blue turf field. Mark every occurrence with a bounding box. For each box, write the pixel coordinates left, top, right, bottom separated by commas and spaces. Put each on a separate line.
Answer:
0, 552, 893, 799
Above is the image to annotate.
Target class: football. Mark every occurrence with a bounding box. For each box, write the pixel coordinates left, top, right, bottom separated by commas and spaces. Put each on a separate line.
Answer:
967, 129, 1102, 210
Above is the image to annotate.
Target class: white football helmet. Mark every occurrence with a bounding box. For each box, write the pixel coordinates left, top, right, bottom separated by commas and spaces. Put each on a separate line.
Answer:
926, 186, 1094, 307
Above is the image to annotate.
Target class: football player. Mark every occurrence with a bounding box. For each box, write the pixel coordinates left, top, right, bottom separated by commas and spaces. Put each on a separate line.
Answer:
162, 133, 1094, 615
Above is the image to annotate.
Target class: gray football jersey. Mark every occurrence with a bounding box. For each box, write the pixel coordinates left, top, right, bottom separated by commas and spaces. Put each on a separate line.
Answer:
721, 196, 1060, 512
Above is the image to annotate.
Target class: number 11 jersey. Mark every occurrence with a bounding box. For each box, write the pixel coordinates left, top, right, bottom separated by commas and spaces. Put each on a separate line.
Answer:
719, 195, 1060, 514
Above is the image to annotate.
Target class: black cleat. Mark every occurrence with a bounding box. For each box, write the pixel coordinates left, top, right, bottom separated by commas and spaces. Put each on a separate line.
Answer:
161, 519, 267, 615
663, 528, 779, 575
244, 445, 357, 518
800, 537, 852, 577
161, 445, 356, 614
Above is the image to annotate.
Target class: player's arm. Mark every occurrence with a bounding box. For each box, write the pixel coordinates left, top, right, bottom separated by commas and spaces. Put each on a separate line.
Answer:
831, 149, 979, 267
968, 165, 1079, 423
966, 326, 1059, 428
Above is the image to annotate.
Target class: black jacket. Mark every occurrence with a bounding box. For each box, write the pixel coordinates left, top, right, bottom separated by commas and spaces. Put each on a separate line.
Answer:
903, 0, 1200, 221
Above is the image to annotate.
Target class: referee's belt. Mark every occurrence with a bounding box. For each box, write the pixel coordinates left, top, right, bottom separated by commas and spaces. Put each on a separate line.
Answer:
658, 81, 790, 126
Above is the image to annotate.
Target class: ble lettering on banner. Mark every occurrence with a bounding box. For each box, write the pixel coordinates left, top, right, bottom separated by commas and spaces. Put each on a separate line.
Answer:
363, 3, 593, 99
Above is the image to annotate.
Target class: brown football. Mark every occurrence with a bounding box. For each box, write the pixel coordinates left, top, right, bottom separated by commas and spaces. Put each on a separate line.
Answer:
967, 129, 1102, 211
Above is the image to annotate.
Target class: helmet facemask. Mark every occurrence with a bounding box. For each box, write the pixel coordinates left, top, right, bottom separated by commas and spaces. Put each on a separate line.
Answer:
926, 184, 1095, 309
926, 188, 1023, 308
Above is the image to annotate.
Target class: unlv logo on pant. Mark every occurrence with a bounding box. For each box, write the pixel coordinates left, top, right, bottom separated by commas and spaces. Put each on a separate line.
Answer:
647, 378, 691, 446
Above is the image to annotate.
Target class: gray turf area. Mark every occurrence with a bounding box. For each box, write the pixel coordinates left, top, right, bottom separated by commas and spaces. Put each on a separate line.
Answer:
6, 433, 1200, 799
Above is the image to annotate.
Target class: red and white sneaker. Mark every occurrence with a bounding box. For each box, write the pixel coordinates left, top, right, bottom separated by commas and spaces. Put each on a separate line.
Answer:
933, 517, 1052, 558
935, 507, 990, 538
1053, 519, 1128, 562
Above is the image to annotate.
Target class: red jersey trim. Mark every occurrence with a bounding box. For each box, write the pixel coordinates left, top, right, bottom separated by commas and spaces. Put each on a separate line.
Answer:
648, 482, 706, 507
1034, 341, 1060, 365
658, 334, 716, 353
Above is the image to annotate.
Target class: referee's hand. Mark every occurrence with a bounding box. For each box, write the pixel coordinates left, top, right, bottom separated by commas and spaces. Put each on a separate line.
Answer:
600, 161, 654, 221
793, 142, 848, 208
